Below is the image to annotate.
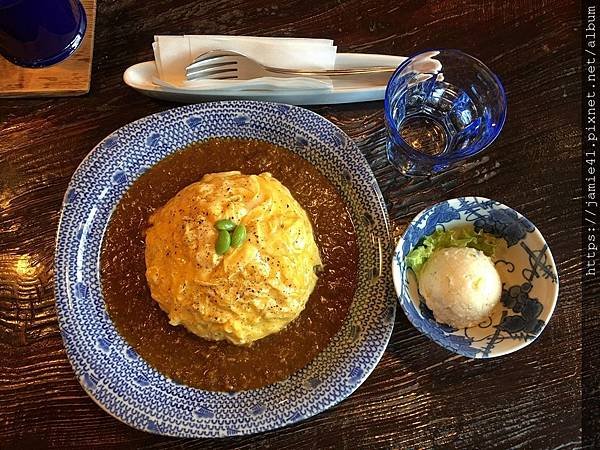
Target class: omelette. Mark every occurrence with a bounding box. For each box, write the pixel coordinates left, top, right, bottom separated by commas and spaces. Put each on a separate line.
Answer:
144, 171, 322, 346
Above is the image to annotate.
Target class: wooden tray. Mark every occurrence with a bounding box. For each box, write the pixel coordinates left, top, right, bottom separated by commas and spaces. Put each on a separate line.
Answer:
0, 0, 96, 97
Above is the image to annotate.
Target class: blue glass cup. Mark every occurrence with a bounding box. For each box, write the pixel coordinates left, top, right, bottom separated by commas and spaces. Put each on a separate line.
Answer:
384, 50, 507, 176
0, 0, 86, 68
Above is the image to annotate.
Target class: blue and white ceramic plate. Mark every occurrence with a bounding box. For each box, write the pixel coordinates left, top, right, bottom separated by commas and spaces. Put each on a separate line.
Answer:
55, 101, 395, 437
392, 197, 558, 358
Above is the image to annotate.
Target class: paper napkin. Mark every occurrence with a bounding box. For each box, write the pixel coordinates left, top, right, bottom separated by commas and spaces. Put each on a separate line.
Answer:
153, 35, 338, 90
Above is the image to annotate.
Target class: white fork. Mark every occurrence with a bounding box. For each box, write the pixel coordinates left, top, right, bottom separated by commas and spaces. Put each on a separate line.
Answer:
185, 50, 398, 81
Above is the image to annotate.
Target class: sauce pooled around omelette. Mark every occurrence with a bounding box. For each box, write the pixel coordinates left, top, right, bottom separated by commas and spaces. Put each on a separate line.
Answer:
101, 138, 358, 391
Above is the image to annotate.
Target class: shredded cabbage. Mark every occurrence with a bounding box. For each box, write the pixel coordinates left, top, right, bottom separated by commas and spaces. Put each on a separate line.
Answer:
405, 228, 497, 274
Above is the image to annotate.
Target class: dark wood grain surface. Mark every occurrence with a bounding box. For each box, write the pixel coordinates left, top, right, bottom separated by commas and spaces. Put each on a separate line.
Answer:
0, 0, 588, 448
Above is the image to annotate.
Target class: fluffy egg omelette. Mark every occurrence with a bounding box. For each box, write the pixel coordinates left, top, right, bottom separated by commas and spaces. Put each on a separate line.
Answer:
144, 171, 322, 346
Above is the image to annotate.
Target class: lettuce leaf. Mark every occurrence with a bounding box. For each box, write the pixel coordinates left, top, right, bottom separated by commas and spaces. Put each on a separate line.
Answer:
405, 228, 497, 274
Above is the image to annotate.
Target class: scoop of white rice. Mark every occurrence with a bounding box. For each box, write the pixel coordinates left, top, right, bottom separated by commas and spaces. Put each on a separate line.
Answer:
419, 247, 502, 328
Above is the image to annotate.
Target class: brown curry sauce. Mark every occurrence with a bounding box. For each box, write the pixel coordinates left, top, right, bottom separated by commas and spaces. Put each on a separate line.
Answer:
100, 138, 358, 391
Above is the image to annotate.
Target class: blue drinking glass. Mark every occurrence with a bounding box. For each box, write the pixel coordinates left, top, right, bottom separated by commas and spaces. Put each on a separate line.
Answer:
0, 0, 86, 68
384, 50, 507, 176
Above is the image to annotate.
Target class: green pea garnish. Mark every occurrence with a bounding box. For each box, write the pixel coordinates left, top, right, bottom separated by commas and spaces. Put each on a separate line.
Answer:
215, 230, 231, 255
230, 224, 247, 248
215, 219, 236, 231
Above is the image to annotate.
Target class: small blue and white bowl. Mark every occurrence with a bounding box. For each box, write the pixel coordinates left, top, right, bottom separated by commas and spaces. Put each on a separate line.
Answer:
392, 197, 559, 358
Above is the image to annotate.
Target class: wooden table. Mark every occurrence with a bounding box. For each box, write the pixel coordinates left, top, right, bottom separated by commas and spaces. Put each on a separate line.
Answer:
0, 0, 587, 448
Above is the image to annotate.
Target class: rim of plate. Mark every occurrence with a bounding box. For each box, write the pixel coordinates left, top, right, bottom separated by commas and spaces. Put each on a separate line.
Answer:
391, 196, 559, 358
54, 101, 395, 437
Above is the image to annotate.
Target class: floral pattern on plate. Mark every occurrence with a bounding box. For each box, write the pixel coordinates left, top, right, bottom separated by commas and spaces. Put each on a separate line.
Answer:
392, 197, 558, 358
